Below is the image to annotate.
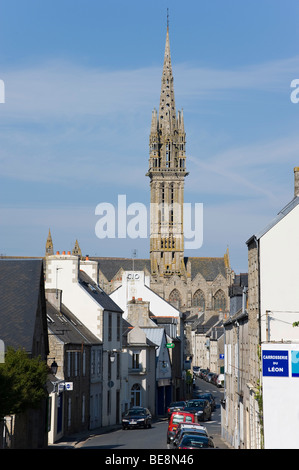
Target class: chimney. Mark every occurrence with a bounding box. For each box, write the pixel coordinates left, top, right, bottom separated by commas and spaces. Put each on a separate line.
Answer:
294, 167, 299, 197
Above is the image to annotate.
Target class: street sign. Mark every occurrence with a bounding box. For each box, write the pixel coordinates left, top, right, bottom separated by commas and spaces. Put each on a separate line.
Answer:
166, 343, 175, 348
65, 382, 73, 391
262, 350, 289, 377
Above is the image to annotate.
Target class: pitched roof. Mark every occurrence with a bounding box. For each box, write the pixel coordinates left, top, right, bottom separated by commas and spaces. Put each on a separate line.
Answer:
92, 256, 227, 282
194, 315, 220, 334
0, 259, 46, 353
79, 269, 123, 313
185, 257, 227, 281
92, 257, 150, 282
47, 301, 102, 345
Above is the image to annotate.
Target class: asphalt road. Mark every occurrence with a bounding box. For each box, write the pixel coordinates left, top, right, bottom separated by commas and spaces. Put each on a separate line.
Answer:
78, 378, 230, 450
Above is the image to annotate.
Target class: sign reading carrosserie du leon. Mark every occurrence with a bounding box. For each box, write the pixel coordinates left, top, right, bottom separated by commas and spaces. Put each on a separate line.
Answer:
262, 350, 289, 377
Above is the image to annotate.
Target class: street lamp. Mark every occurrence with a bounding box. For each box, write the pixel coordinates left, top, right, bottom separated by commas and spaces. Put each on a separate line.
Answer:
104, 349, 118, 363
109, 351, 116, 363
50, 358, 58, 375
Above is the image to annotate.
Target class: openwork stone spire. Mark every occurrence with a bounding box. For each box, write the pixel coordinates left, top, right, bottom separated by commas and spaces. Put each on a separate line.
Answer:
147, 21, 188, 279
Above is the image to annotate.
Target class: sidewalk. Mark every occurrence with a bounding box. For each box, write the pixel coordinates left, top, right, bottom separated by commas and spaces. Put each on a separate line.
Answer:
48, 423, 122, 449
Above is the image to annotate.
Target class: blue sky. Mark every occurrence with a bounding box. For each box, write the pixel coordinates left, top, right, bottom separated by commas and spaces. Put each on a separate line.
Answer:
1, 0, 299, 274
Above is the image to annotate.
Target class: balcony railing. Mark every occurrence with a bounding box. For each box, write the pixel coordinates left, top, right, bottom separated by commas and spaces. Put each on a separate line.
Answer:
128, 366, 147, 375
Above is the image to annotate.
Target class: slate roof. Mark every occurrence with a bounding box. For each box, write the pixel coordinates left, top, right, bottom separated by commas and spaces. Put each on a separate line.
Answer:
92, 256, 227, 282
47, 301, 102, 345
194, 315, 220, 334
79, 270, 123, 313
186, 257, 227, 281
121, 318, 157, 348
0, 259, 48, 353
229, 273, 248, 297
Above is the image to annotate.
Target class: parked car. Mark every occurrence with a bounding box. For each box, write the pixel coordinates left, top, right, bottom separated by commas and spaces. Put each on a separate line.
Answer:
171, 424, 209, 448
122, 407, 152, 429
206, 372, 216, 383
197, 392, 216, 411
167, 412, 195, 443
167, 401, 186, 419
217, 373, 225, 387
199, 369, 209, 380
193, 366, 200, 376
177, 433, 215, 449
211, 373, 218, 386
184, 399, 212, 421
172, 422, 208, 442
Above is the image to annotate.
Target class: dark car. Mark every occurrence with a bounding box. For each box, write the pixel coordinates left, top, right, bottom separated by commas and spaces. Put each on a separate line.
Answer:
167, 401, 186, 419
197, 393, 216, 411
199, 369, 209, 380
206, 372, 216, 383
197, 392, 216, 411
177, 433, 215, 449
172, 424, 209, 448
122, 407, 152, 429
184, 399, 212, 421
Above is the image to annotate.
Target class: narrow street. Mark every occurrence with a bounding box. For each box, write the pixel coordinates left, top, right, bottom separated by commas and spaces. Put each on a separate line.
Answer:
75, 377, 230, 450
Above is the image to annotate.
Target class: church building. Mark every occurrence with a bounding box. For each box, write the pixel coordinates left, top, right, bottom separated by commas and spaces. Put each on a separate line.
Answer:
46, 22, 233, 324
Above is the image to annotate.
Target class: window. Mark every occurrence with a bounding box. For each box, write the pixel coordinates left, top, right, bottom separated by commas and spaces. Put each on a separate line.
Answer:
192, 290, 205, 311
97, 349, 102, 376
91, 350, 95, 375
132, 352, 140, 370
67, 398, 72, 428
130, 384, 141, 407
108, 312, 112, 342
169, 289, 181, 309
117, 314, 121, 342
108, 354, 111, 381
214, 290, 226, 311
82, 350, 86, 376
82, 394, 86, 423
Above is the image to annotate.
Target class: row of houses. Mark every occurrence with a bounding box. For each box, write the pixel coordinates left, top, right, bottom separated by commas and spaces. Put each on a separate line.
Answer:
0, 251, 189, 448
221, 167, 299, 449
181, 168, 299, 449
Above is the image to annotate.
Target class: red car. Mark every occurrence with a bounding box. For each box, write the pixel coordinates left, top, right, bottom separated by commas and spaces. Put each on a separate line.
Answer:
167, 412, 195, 444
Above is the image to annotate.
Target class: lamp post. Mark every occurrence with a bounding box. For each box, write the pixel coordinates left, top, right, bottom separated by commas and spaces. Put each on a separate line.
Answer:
50, 359, 58, 375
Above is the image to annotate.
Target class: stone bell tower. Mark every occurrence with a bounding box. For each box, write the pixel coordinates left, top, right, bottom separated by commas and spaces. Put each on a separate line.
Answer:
146, 21, 188, 279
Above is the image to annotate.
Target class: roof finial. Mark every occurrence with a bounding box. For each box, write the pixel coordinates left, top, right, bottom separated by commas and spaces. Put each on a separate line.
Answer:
167, 8, 169, 30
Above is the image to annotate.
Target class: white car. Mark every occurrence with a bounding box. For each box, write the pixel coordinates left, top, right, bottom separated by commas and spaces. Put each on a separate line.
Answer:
217, 374, 224, 387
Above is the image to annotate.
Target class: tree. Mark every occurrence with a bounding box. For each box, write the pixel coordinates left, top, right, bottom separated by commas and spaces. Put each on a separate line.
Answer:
0, 347, 48, 419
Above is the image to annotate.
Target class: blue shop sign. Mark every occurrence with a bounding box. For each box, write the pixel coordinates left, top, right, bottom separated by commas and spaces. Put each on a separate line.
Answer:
262, 350, 289, 377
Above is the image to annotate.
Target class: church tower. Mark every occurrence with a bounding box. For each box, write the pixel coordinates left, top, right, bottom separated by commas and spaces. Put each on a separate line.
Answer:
147, 21, 188, 279
45, 229, 54, 256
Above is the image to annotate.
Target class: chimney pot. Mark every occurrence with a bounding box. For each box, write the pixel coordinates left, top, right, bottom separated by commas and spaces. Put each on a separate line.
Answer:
56, 251, 60, 255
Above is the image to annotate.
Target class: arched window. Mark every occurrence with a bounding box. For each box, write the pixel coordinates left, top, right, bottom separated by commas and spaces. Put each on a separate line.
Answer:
169, 289, 181, 309
214, 290, 226, 311
131, 383, 141, 407
192, 290, 205, 311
